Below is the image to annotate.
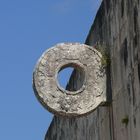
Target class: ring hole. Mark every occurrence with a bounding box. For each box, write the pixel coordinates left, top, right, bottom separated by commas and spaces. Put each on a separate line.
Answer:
58, 67, 74, 90
57, 64, 85, 93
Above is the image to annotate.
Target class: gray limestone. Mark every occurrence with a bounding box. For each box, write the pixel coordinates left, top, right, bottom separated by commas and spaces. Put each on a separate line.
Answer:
33, 43, 107, 117
45, 0, 140, 140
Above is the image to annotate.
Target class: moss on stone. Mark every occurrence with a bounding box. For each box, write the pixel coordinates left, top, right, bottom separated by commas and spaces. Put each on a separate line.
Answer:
121, 116, 129, 127
95, 44, 111, 68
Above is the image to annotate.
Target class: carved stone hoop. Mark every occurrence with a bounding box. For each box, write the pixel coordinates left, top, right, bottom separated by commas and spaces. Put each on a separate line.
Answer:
33, 43, 106, 117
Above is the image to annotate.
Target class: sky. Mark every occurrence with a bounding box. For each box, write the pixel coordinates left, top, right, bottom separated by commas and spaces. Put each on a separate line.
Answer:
0, 0, 102, 139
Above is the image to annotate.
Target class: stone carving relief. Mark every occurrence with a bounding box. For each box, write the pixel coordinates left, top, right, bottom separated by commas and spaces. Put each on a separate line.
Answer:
33, 43, 106, 117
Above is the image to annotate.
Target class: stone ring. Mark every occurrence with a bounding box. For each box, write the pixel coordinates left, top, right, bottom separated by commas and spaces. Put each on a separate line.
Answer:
33, 43, 106, 117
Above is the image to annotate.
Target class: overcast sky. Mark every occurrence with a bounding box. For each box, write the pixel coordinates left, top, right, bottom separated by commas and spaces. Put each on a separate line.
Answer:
0, 0, 102, 139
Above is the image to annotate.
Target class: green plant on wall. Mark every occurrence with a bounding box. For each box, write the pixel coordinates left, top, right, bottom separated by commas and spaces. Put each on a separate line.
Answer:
121, 115, 129, 127
94, 43, 111, 68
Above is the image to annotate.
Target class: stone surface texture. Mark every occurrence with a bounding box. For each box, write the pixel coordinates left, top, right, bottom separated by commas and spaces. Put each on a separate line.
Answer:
45, 0, 140, 140
33, 43, 106, 117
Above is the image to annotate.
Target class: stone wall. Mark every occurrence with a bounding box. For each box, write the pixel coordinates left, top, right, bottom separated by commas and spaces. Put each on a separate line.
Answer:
45, 0, 140, 139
